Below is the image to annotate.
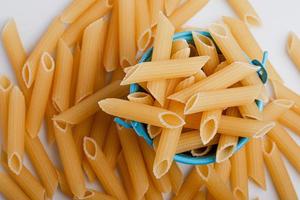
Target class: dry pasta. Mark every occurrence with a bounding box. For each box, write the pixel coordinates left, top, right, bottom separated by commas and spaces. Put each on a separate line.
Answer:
103, 122, 121, 168
278, 109, 300, 136
191, 146, 213, 156
60, 0, 96, 23
90, 111, 112, 148
136, 0, 152, 51
200, 109, 222, 145
74, 189, 116, 200
127, 92, 154, 105
149, 0, 164, 27
165, 0, 181, 16
56, 169, 73, 197
169, 162, 184, 195
287, 32, 300, 70
145, 176, 163, 200
262, 99, 295, 121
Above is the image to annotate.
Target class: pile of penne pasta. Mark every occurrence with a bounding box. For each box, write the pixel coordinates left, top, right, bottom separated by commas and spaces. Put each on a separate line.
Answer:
0, 0, 299, 199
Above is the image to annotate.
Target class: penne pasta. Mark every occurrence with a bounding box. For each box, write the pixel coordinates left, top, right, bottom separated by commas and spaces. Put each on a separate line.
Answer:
223, 16, 282, 82
171, 48, 191, 59
278, 109, 300, 136
127, 92, 154, 105
230, 147, 248, 200
168, 61, 259, 103
1, 19, 29, 99
99, 98, 185, 128
53, 121, 86, 198
149, 0, 164, 27
200, 109, 222, 144
165, 0, 181, 16
56, 169, 73, 197
22, 17, 65, 88
82, 158, 96, 183
136, 0, 152, 51
215, 159, 231, 182
217, 132, 238, 163
191, 145, 212, 156
52, 39, 73, 112
238, 101, 262, 120
103, 122, 121, 168
90, 111, 112, 148
193, 190, 206, 200
193, 32, 220, 75
74, 189, 116, 200
145, 175, 163, 200
227, 0, 261, 26
262, 99, 295, 121
147, 12, 175, 106
53, 80, 129, 124
60, 0, 96, 23
83, 137, 128, 200
112, 67, 125, 81
122, 56, 209, 85
26, 52, 55, 138
147, 125, 162, 138
62, 0, 112, 46
117, 126, 149, 199
262, 137, 297, 200
70, 43, 81, 106
184, 85, 262, 114
196, 165, 234, 200
7, 86, 25, 175
0, 172, 31, 200
171, 39, 189, 54
0, 75, 12, 151
45, 100, 57, 145
287, 32, 300, 70
119, 0, 136, 67
103, 1, 120, 72
169, 162, 184, 195
246, 138, 266, 190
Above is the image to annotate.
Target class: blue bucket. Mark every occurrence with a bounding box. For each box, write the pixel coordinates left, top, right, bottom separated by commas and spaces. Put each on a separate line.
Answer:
116, 31, 267, 165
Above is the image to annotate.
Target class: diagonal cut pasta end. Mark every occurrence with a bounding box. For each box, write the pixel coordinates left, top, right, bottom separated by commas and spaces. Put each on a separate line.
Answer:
200, 118, 219, 145
0, 75, 13, 92
83, 137, 98, 160
254, 121, 275, 138
22, 62, 33, 88
196, 165, 211, 181
158, 111, 185, 129
138, 29, 152, 52
287, 32, 297, 54
8, 152, 22, 175
184, 94, 199, 114
244, 14, 262, 26
233, 187, 247, 200
191, 146, 212, 157
216, 143, 236, 163
153, 159, 171, 179
147, 124, 162, 138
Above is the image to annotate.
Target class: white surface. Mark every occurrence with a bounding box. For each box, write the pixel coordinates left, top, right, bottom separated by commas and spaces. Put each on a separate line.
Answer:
0, 0, 299, 199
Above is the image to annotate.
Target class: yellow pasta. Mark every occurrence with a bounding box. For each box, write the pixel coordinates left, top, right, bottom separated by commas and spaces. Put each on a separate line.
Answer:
223, 16, 282, 82
0, 172, 31, 200
193, 190, 206, 200
90, 111, 112, 148
26, 52, 55, 138
1, 19, 29, 99
136, 0, 151, 51
70, 43, 81, 106
53, 80, 129, 124
83, 137, 128, 200
230, 147, 248, 200
262, 137, 297, 200
168, 61, 259, 103
103, 122, 121, 168
122, 56, 209, 85
117, 126, 149, 199
147, 12, 175, 106
147, 125, 162, 138
60, 0, 96, 23
62, 0, 112, 46
238, 101, 262, 120
193, 32, 220, 75
45, 101, 56, 144
216, 133, 238, 162
171, 39, 189, 54
165, 0, 181, 16
171, 48, 191, 59
149, 0, 164, 27
227, 0, 261, 26
22, 17, 65, 88
196, 165, 234, 200
262, 99, 295, 121
127, 92, 154, 105
99, 98, 185, 128
215, 159, 231, 182
169, 162, 184, 195
56, 169, 73, 197
53, 121, 86, 198
82, 158, 96, 183
145, 175, 163, 200
278, 109, 300, 136
52, 39, 73, 112
119, 0, 136, 67
191, 145, 212, 156
184, 85, 262, 114
74, 189, 116, 200
200, 109, 222, 144
7, 86, 25, 175
287, 32, 300, 70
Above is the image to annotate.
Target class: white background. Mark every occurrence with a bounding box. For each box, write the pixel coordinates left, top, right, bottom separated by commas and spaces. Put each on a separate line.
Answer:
0, 0, 299, 199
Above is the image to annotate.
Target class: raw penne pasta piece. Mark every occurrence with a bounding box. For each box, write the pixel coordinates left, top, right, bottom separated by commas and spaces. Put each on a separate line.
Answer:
112, 67, 125, 81
193, 32, 220, 75
60, 0, 96, 23
90, 111, 112, 148
145, 175, 163, 200
191, 145, 212, 156
200, 109, 222, 144
45, 101, 56, 145
24, 135, 58, 198
127, 92, 154, 105
171, 48, 191, 59
227, 0, 261, 26
193, 190, 206, 200
184, 113, 202, 128
218, 115, 275, 138
119, 0, 136, 66
171, 39, 189, 54
262, 99, 295, 121
287, 32, 300, 70
272, 80, 300, 110
147, 125, 162, 138
53, 121, 86, 198
238, 101, 262, 120
7, 86, 25, 175
103, 123, 121, 168
99, 98, 185, 128
139, 138, 172, 193
122, 56, 209, 85
1, 19, 29, 99
169, 162, 184, 195
84, 137, 128, 200
197, 165, 234, 200
278, 109, 300, 136
165, 0, 181, 16
176, 130, 219, 154
82, 158, 96, 183
214, 61, 228, 72
149, 0, 164, 27
168, 0, 209, 28
26, 52, 55, 138
173, 168, 203, 200
0, 172, 31, 200
22, 17, 65, 88
147, 12, 175, 106
53, 80, 129, 124
75, 18, 108, 103
136, 0, 151, 51
215, 159, 231, 182
1, 151, 46, 200
103, 2, 119, 72
230, 147, 248, 200
62, 0, 112, 46
74, 189, 116, 200
262, 137, 297, 200
168, 62, 259, 103
246, 138, 266, 190
56, 169, 73, 197
0, 75, 12, 151
117, 127, 149, 199
223, 16, 282, 82
184, 85, 262, 114
70, 43, 81, 106
52, 39, 73, 112
189, 44, 199, 57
